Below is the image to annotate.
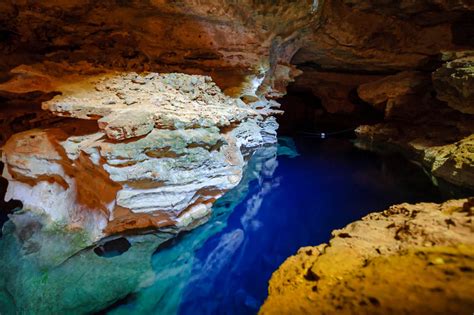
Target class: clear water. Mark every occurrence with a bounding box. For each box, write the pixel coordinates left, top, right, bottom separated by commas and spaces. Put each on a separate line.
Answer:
102, 136, 443, 315
0, 136, 447, 314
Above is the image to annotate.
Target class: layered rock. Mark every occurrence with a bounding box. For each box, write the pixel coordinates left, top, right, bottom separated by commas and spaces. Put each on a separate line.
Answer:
0, 141, 289, 314
261, 199, 474, 314
0, 1, 473, 313
0, 64, 280, 259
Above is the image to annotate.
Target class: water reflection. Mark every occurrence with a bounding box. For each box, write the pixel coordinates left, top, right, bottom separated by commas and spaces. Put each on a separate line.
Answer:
176, 137, 445, 315
0, 137, 449, 315
107, 143, 283, 315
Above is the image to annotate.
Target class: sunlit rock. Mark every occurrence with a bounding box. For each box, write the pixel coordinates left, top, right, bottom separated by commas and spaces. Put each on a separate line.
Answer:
261, 199, 474, 314
1, 66, 280, 256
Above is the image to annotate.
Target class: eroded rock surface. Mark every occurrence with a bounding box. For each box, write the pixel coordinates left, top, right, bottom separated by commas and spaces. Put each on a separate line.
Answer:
1, 0, 472, 101
357, 71, 431, 118
1, 65, 279, 260
356, 123, 474, 190
261, 199, 474, 314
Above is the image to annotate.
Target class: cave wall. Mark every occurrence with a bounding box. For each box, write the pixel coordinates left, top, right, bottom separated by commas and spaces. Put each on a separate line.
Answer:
1, 0, 472, 91
0, 0, 473, 190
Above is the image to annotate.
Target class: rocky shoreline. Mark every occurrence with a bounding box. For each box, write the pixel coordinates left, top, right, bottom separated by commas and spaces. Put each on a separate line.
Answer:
261, 198, 474, 314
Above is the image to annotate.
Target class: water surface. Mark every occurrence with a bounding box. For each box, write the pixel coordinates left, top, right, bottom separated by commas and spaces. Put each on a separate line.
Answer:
105, 136, 443, 315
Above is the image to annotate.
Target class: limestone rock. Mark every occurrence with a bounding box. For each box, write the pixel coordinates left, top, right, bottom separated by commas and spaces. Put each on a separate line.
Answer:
355, 68, 474, 191
433, 57, 474, 114
423, 134, 474, 189
261, 199, 474, 314
1, 0, 472, 97
0, 64, 261, 140
0, 1, 315, 96
1, 67, 279, 254
0, 142, 283, 314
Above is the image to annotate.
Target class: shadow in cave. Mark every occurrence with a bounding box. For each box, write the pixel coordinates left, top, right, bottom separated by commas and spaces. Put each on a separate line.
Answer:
94, 237, 132, 258
0, 162, 22, 236
277, 84, 383, 137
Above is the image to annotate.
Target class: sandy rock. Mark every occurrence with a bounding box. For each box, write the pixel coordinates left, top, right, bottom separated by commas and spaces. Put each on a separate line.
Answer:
261, 199, 474, 314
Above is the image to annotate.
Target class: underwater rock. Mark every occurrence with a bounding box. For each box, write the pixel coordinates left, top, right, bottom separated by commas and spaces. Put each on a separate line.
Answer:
0, 219, 173, 315
104, 140, 283, 315
433, 56, 474, 114
260, 199, 474, 314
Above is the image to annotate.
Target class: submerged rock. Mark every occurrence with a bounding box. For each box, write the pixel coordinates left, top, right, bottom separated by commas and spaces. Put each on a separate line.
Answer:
260, 199, 474, 314
0, 219, 172, 315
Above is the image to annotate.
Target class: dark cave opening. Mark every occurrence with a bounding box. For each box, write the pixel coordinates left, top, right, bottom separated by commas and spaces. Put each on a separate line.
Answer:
94, 237, 132, 258
276, 84, 383, 137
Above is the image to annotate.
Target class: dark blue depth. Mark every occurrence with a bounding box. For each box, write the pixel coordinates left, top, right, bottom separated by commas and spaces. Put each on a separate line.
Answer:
175, 136, 442, 315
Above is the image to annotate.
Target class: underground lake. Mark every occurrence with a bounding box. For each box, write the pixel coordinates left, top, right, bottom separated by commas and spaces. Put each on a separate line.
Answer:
0, 133, 453, 314
0, 2, 473, 313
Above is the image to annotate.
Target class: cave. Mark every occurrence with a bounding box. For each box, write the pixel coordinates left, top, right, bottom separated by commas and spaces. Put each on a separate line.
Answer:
0, 1, 473, 315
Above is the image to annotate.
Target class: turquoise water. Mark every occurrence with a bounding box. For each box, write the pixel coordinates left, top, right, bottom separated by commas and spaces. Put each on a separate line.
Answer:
0, 136, 445, 314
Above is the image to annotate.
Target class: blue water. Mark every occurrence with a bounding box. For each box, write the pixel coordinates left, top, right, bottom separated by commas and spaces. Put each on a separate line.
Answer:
105, 136, 443, 315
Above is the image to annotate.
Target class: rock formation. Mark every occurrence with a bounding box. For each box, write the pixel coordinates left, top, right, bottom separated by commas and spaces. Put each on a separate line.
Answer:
433, 56, 474, 114
0, 0, 473, 314
261, 198, 474, 314
0, 62, 280, 261
0, 141, 287, 314
354, 57, 474, 191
